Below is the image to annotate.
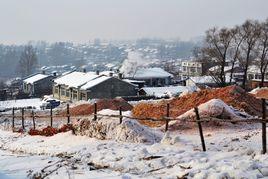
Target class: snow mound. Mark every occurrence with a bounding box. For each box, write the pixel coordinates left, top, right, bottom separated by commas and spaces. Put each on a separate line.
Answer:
161, 132, 181, 145
177, 99, 252, 120
75, 116, 162, 144
249, 87, 268, 94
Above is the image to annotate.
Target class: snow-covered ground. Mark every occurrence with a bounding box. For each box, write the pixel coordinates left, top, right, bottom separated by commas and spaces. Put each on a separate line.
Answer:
0, 121, 268, 178
0, 98, 42, 111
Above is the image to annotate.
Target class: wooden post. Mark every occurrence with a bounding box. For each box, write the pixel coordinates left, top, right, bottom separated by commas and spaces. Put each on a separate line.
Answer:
12, 107, 15, 129
94, 102, 97, 121
165, 103, 170, 132
119, 106, 123, 124
67, 103, 70, 124
262, 98, 267, 154
50, 105, 53, 127
194, 107, 206, 152
21, 108, 25, 130
32, 110, 35, 130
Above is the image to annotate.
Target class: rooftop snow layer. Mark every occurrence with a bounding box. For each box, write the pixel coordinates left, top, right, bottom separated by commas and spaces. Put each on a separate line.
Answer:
23, 74, 49, 84
54, 71, 99, 88
142, 86, 197, 97
132, 68, 173, 79
189, 76, 215, 84
80, 76, 111, 90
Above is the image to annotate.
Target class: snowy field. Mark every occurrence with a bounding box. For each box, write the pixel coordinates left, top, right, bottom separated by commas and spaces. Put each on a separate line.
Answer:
0, 98, 42, 111
0, 121, 268, 178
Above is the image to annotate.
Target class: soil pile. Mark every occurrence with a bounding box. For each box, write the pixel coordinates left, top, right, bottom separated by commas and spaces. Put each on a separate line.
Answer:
132, 85, 262, 126
28, 124, 74, 136
66, 98, 133, 116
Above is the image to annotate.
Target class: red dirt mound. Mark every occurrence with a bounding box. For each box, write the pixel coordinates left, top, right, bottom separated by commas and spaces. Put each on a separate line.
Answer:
132, 85, 262, 126
28, 124, 74, 136
68, 98, 133, 116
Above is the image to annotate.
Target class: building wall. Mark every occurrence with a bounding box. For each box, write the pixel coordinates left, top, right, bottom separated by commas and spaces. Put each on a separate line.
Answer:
86, 78, 137, 99
23, 76, 54, 97
250, 80, 268, 89
134, 77, 171, 87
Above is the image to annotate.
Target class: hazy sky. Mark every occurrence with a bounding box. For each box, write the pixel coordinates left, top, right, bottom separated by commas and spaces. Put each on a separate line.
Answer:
0, 0, 268, 44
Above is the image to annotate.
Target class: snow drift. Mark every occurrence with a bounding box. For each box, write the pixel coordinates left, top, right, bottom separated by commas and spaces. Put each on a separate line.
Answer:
75, 112, 162, 144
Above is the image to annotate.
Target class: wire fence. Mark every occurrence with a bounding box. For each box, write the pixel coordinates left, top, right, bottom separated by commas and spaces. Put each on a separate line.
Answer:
0, 99, 267, 154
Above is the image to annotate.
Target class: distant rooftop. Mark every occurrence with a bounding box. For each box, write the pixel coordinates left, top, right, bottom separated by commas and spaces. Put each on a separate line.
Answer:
23, 74, 49, 84
131, 67, 173, 79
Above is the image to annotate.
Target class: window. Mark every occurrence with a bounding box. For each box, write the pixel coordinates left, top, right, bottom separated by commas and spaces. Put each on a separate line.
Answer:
54, 87, 58, 94
66, 90, 70, 97
80, 93, 86, 100
61, 88, 66, 96
73, 90, 78, 100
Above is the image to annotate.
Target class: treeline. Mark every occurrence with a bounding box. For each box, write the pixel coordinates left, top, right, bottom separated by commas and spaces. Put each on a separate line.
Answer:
198, 19, 268, 89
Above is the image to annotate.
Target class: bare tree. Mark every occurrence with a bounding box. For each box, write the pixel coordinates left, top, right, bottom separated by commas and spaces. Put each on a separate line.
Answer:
202, 27, 233, 87
17, 45, 38, 77
256, 19, 268, 87
228, 26, 244, 83
238, 20, 261, 89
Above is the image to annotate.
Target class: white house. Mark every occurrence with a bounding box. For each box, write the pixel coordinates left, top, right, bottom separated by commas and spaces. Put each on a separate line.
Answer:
127, 67, 174, 87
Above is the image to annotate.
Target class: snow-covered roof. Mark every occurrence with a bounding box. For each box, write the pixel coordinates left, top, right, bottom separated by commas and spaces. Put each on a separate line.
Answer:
132, 68, 173, 79
209, 65, 240, 72
123, 79, 145, 83
189, 75, 234, 84
189, 76, 215, 84
248, 65, 261, 74
54, 71, 99, 88
80, 76, 111, 90
23, 74, 49, 84
142, 86, 197, 98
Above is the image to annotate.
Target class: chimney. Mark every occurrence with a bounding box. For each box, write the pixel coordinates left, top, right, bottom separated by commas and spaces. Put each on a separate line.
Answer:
53, 72, 57, 77
96, 70, 100, 75
83, 68, 86, 73
42, 70, 45, 75
118, 73, 123, 79
109, 72, 113, 77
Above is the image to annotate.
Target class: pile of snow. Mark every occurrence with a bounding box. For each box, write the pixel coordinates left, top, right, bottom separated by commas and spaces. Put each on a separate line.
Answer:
177, 99, 252, 120
75, 110, 162, 143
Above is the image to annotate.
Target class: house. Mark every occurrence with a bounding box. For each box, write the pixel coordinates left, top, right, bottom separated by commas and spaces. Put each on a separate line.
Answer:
23, 73, 55, 97
53, 71, 138, 101
139, 86, 198, 98
180, 61, 203, 80
186, 76, 219, 88
249, 79, 268, 89
127, 67, 173, 87
0, 89, 7, 101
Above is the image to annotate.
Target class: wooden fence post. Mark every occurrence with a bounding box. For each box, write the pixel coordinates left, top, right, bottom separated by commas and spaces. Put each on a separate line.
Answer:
67, 103, 70, 124
21, 108, 25, 130
12, 107, 15, 129
119, 106, 123, 124
94, 102, 97, 121
50, 105, 53, 127
165, 103, 170, 132
262, 98, 267, 154
32, 110, 35, 130
194, 107, 206, 152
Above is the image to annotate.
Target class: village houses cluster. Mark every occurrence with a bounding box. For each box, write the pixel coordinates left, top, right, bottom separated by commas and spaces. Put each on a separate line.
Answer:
0, 58, 267, 102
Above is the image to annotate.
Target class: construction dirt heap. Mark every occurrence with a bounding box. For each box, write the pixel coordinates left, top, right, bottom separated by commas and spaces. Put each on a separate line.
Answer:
132, 85, 262, 125
67, 98, 133, 116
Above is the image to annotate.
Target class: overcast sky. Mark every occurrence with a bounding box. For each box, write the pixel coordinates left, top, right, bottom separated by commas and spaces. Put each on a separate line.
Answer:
0, 0, 268, 44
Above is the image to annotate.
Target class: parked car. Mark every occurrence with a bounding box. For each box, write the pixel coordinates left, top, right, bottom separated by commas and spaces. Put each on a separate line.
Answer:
40, 98, 60, 109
